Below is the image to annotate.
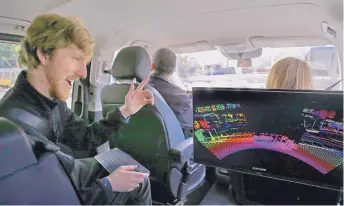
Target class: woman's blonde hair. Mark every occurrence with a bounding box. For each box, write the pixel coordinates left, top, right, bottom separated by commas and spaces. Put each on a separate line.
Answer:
18, 14, 95, 68
266, 57, 313, 89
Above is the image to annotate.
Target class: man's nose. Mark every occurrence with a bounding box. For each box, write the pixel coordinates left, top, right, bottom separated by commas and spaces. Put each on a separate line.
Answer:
77, 62, 88, 79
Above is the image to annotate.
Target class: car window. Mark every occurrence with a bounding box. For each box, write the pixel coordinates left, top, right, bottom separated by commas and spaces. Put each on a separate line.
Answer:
169, 72, 187, 90
176, 45, 341, 91
0, 42, 73, 108
0, 42, 21, 100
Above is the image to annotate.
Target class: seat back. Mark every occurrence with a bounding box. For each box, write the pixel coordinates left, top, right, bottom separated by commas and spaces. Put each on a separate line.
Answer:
101, 46, 186, 180
0, 117, 81, 204
101, 47, 207, 203
102, 85, 186, 178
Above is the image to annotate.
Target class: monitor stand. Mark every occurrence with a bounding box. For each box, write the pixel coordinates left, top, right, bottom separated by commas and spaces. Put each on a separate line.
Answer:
229, 172, 342, 205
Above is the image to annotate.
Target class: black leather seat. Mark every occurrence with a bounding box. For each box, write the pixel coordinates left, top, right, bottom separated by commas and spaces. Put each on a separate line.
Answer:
0, 117, 81, 204
101, 46, 206, 203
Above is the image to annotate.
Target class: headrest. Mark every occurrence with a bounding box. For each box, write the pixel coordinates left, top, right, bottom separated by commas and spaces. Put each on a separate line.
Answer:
0, 117, 30, 145
112, 46, 151, 81
0, 117, 37, 178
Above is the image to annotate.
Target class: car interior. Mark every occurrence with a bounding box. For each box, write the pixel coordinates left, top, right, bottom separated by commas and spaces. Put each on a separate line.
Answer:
0, 0, 343, 205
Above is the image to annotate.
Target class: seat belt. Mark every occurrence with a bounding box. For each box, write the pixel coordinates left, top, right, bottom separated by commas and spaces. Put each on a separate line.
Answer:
8, 106, 73, 156
7, 108, 48, 131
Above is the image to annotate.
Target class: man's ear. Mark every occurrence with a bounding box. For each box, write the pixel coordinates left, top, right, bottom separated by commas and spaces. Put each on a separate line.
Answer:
36, 48, 48, 66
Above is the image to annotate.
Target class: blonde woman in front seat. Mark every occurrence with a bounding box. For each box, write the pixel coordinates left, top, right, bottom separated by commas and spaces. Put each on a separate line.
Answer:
266, 57, 313, 89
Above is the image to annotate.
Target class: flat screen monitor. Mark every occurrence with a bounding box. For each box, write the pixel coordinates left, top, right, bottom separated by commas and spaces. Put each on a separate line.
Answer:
193, 87, 343, 190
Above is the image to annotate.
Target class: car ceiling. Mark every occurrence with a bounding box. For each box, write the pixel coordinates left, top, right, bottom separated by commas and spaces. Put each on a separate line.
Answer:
0, 0, 72, 21
50, 0, 343, 53
0, 0, 342, 54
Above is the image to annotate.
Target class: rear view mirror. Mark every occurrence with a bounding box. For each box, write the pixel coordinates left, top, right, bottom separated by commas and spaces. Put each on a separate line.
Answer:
221, 48, 262, 60
237, 59, 252, 67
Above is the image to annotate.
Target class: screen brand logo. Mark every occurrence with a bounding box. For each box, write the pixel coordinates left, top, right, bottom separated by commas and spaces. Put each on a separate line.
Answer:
252, 167, 267, 172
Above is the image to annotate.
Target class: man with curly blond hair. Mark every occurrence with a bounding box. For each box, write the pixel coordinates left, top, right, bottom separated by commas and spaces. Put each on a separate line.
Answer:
0, 14, 153, 205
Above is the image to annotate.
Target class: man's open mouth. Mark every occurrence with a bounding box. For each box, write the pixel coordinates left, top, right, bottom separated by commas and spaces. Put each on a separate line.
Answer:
65, 79, 74, 87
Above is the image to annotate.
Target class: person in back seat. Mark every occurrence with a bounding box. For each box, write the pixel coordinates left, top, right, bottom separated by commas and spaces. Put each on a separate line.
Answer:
266, 57, 313, 89
149, 48, 193, 136
231, 57, 313, 202
0, 14, 154, 205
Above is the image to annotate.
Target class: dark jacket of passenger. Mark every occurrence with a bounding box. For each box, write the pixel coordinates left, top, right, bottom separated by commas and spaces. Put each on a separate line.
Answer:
148, 74, 193, 131
0, 70, 128, 204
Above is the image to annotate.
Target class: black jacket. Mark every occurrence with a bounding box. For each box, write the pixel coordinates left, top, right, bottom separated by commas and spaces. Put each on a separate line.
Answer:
148, 74, 193, 130
0, 70, 128, 204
